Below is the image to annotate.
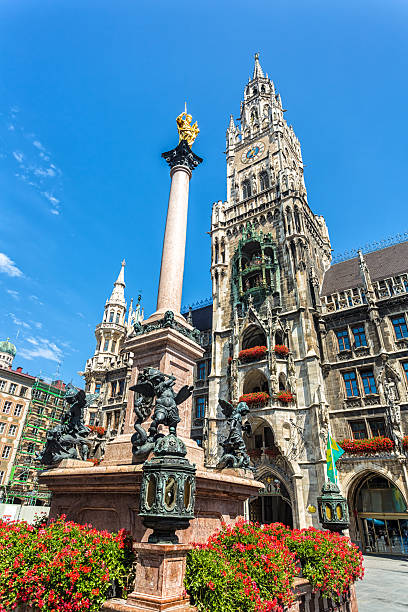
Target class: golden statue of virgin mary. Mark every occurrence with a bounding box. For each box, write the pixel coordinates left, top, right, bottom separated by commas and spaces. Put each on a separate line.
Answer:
176, 103, 199, 147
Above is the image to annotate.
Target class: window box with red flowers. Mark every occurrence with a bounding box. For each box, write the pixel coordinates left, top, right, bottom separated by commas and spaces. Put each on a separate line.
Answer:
275, 391, 294, 403
403, 436, 408, 451
339, 436, 395, 454
239, 391, 270, 406
248, 448, 263, 459
274, 344, 289, 357
264, 447, 280, 458
238, 345, 268, 363
87, 425, 106, 436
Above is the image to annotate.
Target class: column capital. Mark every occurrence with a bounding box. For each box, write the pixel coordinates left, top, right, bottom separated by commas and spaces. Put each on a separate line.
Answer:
162, 139, 203, 173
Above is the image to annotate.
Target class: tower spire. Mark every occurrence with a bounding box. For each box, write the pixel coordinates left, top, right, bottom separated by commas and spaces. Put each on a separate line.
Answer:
253, 52, 264, 79
108, 260, 126, 306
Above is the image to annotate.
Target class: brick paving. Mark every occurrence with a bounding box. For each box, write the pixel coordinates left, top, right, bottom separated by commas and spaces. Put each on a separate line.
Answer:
355, 555, 408, 611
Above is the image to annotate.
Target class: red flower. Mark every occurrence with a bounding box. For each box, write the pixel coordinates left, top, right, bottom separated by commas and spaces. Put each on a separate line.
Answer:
239, 392, 270, 405
339, 436, 394, 454
275, 391, 294, 404
274, 345, 289, 356
207, 581, 215, 590
239, 346, 268, 362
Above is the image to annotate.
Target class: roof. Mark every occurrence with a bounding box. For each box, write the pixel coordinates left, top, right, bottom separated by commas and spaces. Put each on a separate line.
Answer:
321, 241, 408, 296
182, 304, 213, 331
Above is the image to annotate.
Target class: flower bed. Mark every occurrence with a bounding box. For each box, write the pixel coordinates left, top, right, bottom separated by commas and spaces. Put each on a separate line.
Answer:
185, 520, 363, 612
239, 392, 270, 406
239, 346, 268, 362
403, 436, 408, 451
274, 345, 289, 357
339, 436, 394, 454
248, 448, 263, 458
275, 391, 294, 404
0, 516, 134, 612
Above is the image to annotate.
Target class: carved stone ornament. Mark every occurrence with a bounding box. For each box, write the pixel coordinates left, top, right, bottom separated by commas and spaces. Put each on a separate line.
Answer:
130, 367, 193, 460
217, 399, 254, 472
162, 140, 203, 172
36, 384, 92, 465
133, 309, 201, 345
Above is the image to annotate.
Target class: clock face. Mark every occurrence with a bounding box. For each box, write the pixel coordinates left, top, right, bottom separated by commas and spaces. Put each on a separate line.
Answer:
241, 142, 265, 163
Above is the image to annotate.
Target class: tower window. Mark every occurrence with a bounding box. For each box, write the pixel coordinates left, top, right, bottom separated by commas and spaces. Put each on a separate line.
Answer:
116, 313, 120, 324
360, 369, 377, 395
336, 330, 350, 351
109, 311, 114, 323
95, 383, 101, 394
103, 340, 109, 352
260, 171, 269, 191
392, 316, 408, 339
343, 371, 359, 397
195, 397, 206, 419
242, 180, 252, 199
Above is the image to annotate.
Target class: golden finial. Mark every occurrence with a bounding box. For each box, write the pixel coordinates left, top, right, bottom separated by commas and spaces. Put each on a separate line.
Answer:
176, 102, 200, 147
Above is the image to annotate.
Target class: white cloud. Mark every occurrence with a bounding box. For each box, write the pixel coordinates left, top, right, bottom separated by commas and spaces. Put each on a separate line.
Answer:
9, 313, 30, 329
43, 192, 60, 205
19, 336, 63, 362
50, 209, 60, 216
12, 151, 24, 163
30, 295, 44, 306
8, 124, 15, 131
6, 289, 19, 300
33, 140, 45, 151
0, 253, 23, 277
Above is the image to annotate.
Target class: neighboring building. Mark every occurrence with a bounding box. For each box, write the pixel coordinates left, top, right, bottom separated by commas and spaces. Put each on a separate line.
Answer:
182, 304, 213, 447
81, 261, 143, 434
0, 339, 35, 497
197, 54, 408, 554
6, 378, 66, 505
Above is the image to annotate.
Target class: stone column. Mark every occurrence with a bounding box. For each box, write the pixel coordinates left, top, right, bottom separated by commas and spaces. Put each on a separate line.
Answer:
156, 165, 192, 315
151, 140, 203, 321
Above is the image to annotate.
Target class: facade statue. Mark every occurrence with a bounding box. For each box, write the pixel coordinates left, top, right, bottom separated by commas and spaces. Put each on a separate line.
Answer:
130, 367, 193, 458
217, 399, 254, 472
36, 384, 92, 465
176, 106, 200, 147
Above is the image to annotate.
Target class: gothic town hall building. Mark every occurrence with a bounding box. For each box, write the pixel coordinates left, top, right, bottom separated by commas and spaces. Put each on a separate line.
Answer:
205, 55, 408, 555
84, 56, 408, 556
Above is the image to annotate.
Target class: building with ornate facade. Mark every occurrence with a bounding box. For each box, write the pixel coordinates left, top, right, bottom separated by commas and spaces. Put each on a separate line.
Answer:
184, 55, 408, 555
81, 261, 144, 436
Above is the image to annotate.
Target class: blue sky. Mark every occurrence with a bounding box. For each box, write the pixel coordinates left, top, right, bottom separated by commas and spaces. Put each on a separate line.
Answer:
0, 0, 407, 385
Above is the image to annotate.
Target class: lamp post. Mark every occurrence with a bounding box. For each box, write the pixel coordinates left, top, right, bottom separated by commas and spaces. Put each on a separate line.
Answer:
317, 481, 350, 534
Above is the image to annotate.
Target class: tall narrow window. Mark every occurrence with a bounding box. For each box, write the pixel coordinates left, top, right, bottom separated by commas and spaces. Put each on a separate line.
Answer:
8, 424, 17, 436
0, 423, 5, 434
403, 362, 408, 382
195, 397, 206, 419
9, 383, 17, 395
95, 383, 101, 394
1, 446, 11, 459
336, 330, 350, 351
343, 371, 359, 397
0, 381, 5, 391
352, 325, 367, 347
242, 179, 251, 199
103, 340, 109, 352
197, 362, 206, 380
2, 402, 11, 414
259, 171, 269, 191
109, 311, 114, 323
116, 313, 120, 324
14, 404, 23, 417
360, 370, 377, 395
392, 316, 408, 339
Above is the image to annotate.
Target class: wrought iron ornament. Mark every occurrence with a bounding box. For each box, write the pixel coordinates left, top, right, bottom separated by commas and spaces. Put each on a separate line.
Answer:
217, 399, 254, 472
36, 384, 92, 465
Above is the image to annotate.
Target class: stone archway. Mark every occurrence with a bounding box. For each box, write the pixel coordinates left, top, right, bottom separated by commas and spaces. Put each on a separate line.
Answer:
241, 324, 267, 350
346, 469, 408, 555
242, 369, 269, 394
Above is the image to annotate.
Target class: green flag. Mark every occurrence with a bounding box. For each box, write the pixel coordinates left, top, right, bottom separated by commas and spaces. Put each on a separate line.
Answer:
326, 434, 344, 484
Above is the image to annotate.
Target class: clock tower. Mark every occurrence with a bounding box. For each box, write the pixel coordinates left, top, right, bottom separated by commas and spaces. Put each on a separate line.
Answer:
207, 54, 332, 528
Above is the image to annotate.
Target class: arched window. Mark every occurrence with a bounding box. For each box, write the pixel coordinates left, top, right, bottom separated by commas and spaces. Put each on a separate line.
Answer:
109, 311, 114, 323
260, 171, 269, 191
279, 373, 287, 391
116, 313, 120, 324
242, 180, 252, 199
261, 85, 266, 93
